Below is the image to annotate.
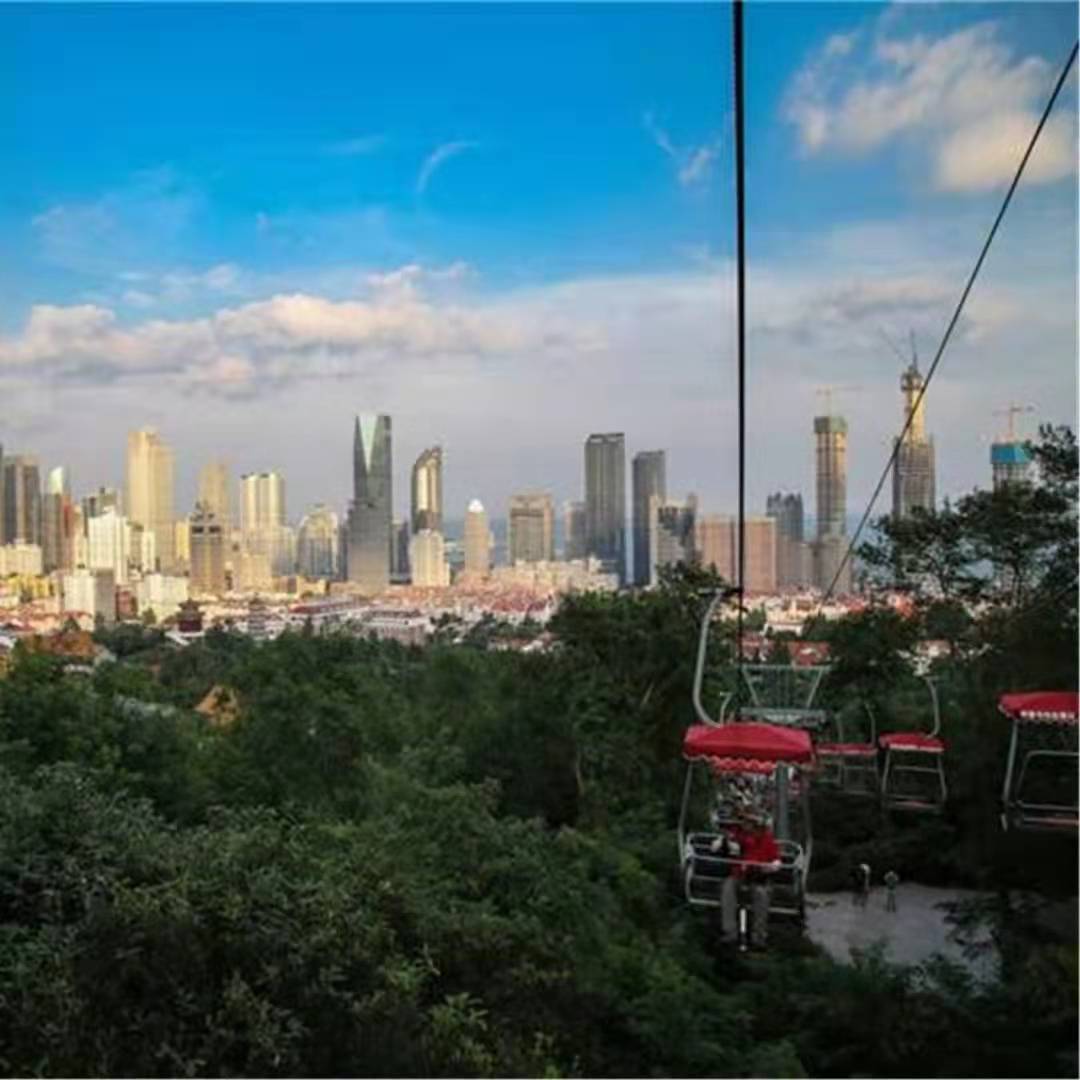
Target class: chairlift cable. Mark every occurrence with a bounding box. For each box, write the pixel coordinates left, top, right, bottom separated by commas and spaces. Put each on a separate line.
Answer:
733, 0, 747, 678
814, 39, 1079, 616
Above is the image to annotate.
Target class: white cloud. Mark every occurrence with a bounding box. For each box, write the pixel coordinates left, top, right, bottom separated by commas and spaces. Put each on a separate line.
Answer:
416, 140, 479, 195
784, 18, 1078, 192
643, 111, 722, 188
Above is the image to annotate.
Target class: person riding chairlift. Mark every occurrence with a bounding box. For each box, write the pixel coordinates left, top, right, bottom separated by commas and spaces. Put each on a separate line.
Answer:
718, 812, 781, 947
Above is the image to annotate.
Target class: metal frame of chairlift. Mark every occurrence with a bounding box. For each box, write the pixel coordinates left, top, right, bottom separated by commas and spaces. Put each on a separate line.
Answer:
879, 677, 948, 813
816, 703, 880, 797
999, 692, 1079, 834
683, 591, 813, 922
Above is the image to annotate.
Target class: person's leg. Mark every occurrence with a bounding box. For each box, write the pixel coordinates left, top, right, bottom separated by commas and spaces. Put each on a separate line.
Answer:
721, 876, 737, 942
751, 883, 770, 946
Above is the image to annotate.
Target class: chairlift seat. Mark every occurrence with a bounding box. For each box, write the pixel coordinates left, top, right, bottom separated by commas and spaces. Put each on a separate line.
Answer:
879, 732, 945, 753
817, 742, 878, 758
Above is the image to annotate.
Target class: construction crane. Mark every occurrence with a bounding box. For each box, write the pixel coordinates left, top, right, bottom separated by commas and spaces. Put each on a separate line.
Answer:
815, 385, 862, 416
993, 404, 1036, 442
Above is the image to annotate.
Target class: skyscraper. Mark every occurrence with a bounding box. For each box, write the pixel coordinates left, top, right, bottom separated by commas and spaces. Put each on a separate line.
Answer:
297, 505, 340, 579
508, 492, 555, 564
563, 500, 586, 560
346, 414, 392, 593
585, 433, 626, 582
892, 359, 936, 518
390, 520, 410, 582
463, 499, 491, 577
126, 429, 175, 571
198, 461, 234, 530
42, 466, 75, 573
632, 450, 667, 586
990, 407, 1035, 490
409, 529, 450, 586
648, 493, 695, 585
411, 447, 443, 534
1, 454, 41, 546
812, 414, 850, 593
240, 471, 291, 575
82, 486, 120, 521
766, 492, 807, 589
190, 502, 227, 595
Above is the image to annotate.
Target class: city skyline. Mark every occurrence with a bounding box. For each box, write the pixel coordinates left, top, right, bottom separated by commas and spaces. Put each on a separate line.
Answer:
0, 3, 1074, 525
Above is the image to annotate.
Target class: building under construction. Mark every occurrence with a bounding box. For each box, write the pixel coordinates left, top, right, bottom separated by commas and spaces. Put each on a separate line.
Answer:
892, 358, 936, 518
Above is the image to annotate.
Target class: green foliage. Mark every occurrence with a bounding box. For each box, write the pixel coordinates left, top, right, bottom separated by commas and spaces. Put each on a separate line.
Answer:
0, 511, 1076, 1076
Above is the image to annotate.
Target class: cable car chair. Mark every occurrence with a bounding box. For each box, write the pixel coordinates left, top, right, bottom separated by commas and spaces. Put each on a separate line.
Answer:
681, 591, 815, 921
816, 702, 880, 797
998, 691, 1079, 833
879, 676, 947, 813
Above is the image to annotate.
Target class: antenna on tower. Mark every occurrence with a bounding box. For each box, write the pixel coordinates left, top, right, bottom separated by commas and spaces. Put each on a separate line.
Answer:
909, 329, 919, 370
878, 327, 907, 366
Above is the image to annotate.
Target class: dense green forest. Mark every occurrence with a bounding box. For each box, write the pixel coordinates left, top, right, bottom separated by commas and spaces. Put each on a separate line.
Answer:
0, 429, 1076, 1077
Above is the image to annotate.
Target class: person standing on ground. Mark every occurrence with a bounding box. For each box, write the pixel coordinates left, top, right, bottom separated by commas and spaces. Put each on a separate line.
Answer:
884, 869, 899, 912
857, 862, 871, 908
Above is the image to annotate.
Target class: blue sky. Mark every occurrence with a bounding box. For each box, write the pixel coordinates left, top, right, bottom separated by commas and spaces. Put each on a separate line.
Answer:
1, 2, 1077, 521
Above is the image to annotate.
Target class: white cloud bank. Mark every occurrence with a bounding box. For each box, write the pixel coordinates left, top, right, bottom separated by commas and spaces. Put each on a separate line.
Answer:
784, 20, 1078, 192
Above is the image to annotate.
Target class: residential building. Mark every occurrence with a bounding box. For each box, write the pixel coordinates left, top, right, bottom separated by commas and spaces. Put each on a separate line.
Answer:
696, 515, 735, 582
190, 502, 227, 595
240, 471, 292, 575
297, 505, 340, 579
126, 429, 175, 571
648, 493, 695, 585
82, 486, 120, 521
632, 450, 666, 585
136, 573, 189, 622
509, 492, 555, 564
563, 500, 586, 560
87, 508, 131, 585
766, 492, 807, 589
62, 568, 116, 626
1, 454, 41, 546
42, 466, 75, 573
409, 528, 450, 587
744, 515, 777, 594
0, 542, 44, 576
197, 461, 233, 530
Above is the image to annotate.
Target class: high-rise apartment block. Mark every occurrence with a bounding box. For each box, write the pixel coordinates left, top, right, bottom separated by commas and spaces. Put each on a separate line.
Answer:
126, 429, 175, 571
42, 466, 75, 573
240, 471, 292, 576
346, 414, 392, 594
696, 515, 736, 583
297, 505, 340, 580
632, 450, 666, 586
563, 500, 586, 560
198, 461, 234, 530
766, 492, 808, 589
892, 359, 936, 518
812, 414, 850, 594
648, 493, 695, 585
1, 453, 41, 546
190, 502, 227, 595
743, 516, 777, 594
411, 447, 443, 534
508, 492, 555, 564
409, 528, 450, 587
585, 433, 626, 582
463, 499, 491, 577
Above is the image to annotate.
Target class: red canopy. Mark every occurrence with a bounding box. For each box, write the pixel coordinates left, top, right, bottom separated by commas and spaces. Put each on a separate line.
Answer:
878, 732, 945, 754
683, 722, 814, 767
998, 691, 1079, 725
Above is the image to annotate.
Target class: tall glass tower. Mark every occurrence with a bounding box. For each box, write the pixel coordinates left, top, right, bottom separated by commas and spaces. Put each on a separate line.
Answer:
411, 446, 443, 534
347, 414, 392, 593
632, 450, 666, 586
585, 432, 626, 583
